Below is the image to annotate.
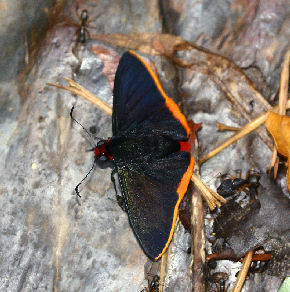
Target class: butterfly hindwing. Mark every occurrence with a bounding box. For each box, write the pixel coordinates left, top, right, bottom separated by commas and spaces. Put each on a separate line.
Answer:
116, 151, 193, 260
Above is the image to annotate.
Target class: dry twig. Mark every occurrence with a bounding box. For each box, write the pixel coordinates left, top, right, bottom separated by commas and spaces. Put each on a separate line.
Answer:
191, 173, 226, 210
216, 122, 240, 132
47, 78, 112, 115
159, 253, 168, 292
200, 111, 269, 164
189, 132, 206, 292
200, 100, 290, 164
191, 185, 206, 292
232, 250, 254, 292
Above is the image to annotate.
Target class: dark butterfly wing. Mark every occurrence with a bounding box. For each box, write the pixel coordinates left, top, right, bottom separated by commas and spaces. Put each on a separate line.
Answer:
116, 151, 194, 261
112, 51, 190, 140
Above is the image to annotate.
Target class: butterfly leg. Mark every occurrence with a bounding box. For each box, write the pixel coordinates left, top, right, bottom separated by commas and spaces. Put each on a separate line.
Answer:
111, 168, 127, 212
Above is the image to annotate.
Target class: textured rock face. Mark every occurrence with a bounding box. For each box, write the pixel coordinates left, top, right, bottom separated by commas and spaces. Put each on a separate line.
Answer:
0, 0, 55, 82
0, 0, 289, 291
160, 0, 290, 99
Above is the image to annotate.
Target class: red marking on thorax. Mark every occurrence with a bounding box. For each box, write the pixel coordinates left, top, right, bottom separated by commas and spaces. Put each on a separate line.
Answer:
94, 139, 113, 160
179, 141, 191, 152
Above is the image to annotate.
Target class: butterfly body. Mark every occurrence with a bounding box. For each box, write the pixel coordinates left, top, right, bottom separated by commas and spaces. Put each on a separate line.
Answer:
108, 135, 182, 161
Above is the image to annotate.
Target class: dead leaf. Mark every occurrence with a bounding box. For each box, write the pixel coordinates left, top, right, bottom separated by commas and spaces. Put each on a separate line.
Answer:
266, 112, 290, 157
288, 163, 290, 191
266, 111, 290, 190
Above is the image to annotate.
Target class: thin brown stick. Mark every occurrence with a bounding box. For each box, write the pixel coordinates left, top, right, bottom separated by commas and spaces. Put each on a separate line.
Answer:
278, 50, 290, 115
270, 147, 279, 179
159, 252, 168, 292
232, 250, 254, 292
191, 185, 205, 292
273, 155, 280, 179
189, 126, 206, 292
200, 100, 290, 164
216, 122, 240, 132
207, 251, 271, 262
47, 78, 113, 115
200, 112, 269, 164
248, 253, 271, 262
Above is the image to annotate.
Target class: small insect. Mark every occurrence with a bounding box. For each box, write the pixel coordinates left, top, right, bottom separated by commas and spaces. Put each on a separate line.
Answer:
249, 260, 269, 273
74, 50, 194, 261
249, 100, 255, 113
217, 170, 260, 198
76, 9, 90, 43
141, 275, 160, 292
215, 279, 228, 292
210, 272, 229, 292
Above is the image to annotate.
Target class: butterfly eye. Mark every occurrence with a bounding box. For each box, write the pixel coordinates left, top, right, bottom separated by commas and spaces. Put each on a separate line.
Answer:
97, 140, 106, 147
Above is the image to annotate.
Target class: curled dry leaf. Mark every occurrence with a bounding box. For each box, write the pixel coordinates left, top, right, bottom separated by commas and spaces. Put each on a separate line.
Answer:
266, 111, 290, 190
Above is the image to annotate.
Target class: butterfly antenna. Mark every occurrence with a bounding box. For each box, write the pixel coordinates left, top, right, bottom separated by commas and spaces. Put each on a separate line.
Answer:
70, 106, 101, 147
75, 158, 97, 197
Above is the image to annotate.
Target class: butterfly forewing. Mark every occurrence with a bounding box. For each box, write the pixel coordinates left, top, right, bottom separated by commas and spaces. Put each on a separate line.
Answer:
113, 51, 188, 140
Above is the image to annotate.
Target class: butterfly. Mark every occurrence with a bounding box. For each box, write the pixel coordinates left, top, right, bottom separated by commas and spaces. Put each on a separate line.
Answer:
83, 50, 194, 261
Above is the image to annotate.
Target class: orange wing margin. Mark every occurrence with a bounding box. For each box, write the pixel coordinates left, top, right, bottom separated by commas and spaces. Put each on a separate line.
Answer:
128, 50, 191, 138
128, 50, 194, 261
155, 154, 194, 260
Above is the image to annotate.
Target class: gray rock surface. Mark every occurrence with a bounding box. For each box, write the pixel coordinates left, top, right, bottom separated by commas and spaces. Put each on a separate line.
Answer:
0, 0, 289, 291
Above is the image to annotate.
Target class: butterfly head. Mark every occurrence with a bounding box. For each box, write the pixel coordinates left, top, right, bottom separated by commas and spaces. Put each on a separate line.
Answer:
94, 139, 113, 160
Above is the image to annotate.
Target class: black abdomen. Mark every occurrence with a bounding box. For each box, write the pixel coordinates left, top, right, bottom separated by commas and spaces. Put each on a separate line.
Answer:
107, 136, 180, 162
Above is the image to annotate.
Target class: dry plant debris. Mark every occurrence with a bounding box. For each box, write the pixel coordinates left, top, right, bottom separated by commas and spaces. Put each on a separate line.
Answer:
266, 50, 290, 189
47, 78, 112, 115
232, 250, 254, 292
266, 112, 290, 191
191, 173, 226, 210
200, 100, 290, 164
216, 122, 241, 132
